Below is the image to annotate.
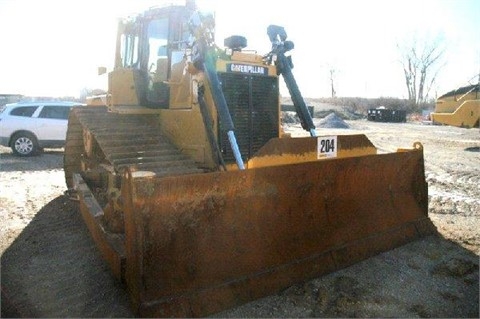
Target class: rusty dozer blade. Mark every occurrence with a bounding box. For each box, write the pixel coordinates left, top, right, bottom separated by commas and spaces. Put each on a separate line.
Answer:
100, 137, 435, 317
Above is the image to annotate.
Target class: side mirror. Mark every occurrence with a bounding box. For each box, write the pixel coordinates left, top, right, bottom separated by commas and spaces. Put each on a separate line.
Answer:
97, 66, 107, 75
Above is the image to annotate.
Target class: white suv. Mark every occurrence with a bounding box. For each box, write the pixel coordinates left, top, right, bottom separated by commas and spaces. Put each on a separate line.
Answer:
0, 101, 83, 156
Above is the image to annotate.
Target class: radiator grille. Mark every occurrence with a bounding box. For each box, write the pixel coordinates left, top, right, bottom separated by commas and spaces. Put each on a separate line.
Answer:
218, 73, 279, 164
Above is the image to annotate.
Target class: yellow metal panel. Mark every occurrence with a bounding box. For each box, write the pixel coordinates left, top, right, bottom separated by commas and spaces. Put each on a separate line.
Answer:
435, 90, 478, 113
431, 100, 480, 128
168, 70, 193, 109
109, 69, 141, 106
231, 51, 264, 63
159, 106, 216, 168
86, 94, 109, 106
246, 134, 377, 168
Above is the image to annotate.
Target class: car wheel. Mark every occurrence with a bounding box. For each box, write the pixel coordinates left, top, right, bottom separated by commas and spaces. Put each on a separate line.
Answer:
11, 132, 39, 156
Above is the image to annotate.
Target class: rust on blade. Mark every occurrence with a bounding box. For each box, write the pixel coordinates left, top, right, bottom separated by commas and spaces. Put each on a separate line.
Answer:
121, 146, 435, 317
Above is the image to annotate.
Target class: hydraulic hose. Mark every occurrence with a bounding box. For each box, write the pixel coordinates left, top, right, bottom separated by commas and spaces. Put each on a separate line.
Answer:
203, 54, 245, 170
277, 52, 317, 137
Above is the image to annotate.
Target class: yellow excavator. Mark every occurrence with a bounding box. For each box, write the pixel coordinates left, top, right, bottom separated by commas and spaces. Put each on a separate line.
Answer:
64, 2, 436, 317
431, 81, 479, 128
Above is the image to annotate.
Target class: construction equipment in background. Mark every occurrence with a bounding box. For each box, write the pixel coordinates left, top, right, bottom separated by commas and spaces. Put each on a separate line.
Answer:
431, 82, 479, 128
63, 2, 436, 317
367, 107, 406, 123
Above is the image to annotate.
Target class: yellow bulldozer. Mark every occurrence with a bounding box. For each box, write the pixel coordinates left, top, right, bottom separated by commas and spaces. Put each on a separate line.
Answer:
431, 82, 480, 128
64, 2, 436, 317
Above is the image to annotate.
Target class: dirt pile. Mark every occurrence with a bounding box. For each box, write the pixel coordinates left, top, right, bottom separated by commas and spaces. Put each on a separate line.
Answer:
314, 112, 350, 128
282, 111, 350, 129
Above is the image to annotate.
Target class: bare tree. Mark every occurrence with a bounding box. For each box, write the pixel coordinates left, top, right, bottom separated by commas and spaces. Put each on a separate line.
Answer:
398, 36, 445, 109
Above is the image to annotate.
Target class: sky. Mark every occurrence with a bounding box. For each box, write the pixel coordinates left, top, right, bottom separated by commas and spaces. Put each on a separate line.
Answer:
0, 0, 479, 99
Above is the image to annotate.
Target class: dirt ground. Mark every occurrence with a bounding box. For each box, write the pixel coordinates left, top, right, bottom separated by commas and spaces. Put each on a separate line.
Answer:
1, 118, 479, 318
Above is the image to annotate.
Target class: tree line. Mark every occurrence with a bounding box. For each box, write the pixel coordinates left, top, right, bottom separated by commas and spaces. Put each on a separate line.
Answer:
328, 34, 448, 113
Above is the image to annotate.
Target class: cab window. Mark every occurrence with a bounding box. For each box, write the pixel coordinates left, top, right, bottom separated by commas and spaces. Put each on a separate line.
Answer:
120, 23, 140, 68
146, 17, 170, 107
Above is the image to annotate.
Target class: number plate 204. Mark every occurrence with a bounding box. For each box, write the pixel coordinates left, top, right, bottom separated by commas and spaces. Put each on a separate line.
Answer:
317, 136, 337, 158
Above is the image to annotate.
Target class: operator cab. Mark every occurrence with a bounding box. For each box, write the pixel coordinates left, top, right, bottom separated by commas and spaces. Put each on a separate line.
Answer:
114, 5, 193, 109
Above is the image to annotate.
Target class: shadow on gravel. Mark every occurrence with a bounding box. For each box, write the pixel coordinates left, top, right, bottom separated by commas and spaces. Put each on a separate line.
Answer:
1, 195, 134, 318
1, 197, 478, 318
465, 146, 480, 152
0, 151, 64, 172
215, 235, 479, 318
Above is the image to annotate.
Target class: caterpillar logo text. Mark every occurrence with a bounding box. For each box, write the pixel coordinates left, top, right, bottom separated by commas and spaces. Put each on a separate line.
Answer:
227, 63, 268, 75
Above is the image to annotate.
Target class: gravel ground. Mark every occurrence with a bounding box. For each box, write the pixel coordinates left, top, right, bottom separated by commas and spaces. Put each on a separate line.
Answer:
1, 119, 479, 318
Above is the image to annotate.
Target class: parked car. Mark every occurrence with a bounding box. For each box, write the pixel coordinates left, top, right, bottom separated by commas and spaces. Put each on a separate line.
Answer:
0, 101, 84, 156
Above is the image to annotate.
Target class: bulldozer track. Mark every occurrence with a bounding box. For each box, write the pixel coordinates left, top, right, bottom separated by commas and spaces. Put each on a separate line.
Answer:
64, 106, 204, 190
